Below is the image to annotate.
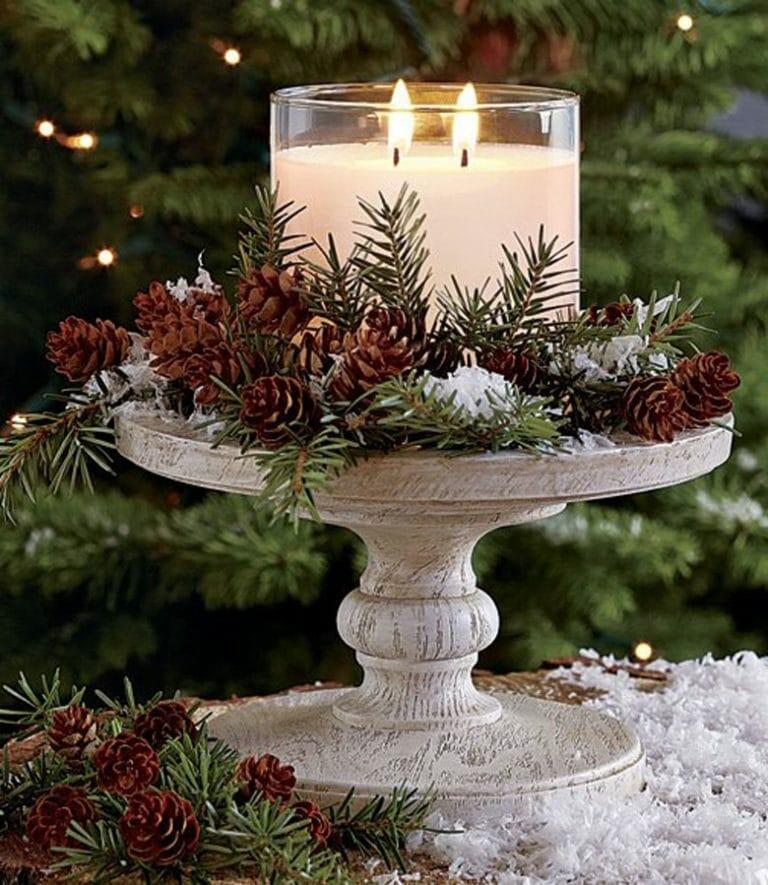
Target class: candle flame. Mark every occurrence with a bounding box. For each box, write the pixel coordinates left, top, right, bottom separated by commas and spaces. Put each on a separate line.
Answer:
388, 79, 414, 166
453, 83, 478, 167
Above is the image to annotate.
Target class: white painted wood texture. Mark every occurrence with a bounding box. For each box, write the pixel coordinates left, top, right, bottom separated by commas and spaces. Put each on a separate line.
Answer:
115, 413, 732, 815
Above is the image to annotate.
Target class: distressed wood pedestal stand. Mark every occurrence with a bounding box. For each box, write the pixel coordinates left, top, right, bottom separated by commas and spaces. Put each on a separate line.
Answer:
116, 414, 731, 819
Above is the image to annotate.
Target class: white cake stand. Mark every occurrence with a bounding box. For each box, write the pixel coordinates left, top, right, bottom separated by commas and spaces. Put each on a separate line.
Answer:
115, 413, 731, 818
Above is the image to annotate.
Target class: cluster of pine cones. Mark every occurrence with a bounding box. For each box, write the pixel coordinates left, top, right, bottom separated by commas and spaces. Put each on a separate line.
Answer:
25, 697, 332, 867
45, 274, 739, 449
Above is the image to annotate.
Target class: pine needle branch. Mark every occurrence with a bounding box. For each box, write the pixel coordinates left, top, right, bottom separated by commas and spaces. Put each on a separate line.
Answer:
351, 185, 433, 318
236, 185, 308, 275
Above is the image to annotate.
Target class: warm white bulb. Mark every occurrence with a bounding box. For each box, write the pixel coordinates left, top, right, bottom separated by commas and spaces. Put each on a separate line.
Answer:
36, 119, 55, 138
10, 413, 28, 432
97, 247, 117, 266
676, 13, 694, 31
632, 640, 654, 663
223, 47, 241, 66
69, 132, 97, 150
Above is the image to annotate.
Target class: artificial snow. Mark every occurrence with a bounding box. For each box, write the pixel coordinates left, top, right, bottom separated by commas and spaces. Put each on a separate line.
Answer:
422, 366, 520, 420
166, 254, 220, 302
410, 652, 768, 883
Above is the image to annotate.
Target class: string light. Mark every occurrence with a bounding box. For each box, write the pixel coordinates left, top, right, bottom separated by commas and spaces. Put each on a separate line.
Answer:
223, 47, 242, 66
129, 204, 144, 219
676, 13, 695, 31
96, 247, 117, 267
63, 132, 98, 151
631, 640, 655, 664
35, 119, 56, 139
9, 414, 28, 432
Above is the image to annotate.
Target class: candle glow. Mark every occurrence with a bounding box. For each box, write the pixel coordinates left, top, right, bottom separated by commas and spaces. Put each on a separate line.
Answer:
388, 79, 414, 167
453, 83, 479, 167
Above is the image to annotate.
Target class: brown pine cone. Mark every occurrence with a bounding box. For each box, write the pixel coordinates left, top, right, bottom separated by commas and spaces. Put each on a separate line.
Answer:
47, 705, 97, 763
134, 282, 181, 334
148, 315, 223, 381
330, 307, 418, 401
119, 790, 200, 866
291, 800, 332, 846
26, 785, 98, 850
46, 317, 131, 383
478, 347, 541, 393
133, 700, 196, 750
237, 265, 309, 339
183, 342, 269, 406
93, 734, 160, 796
418, 333, 461, 378
135, 282, 229, 336
240, 375, 320, 449
671, 351, 740, 427
587, 302, 635, 327
236, 753, 296, 803
623, 375, 688, 442
297, 323, 345, 376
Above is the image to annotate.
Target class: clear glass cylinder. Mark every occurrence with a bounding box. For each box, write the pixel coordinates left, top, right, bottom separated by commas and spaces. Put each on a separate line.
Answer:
271, 83, 579, 310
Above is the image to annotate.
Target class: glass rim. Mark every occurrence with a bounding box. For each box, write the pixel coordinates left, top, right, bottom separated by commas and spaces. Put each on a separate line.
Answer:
271, 82, 579, 112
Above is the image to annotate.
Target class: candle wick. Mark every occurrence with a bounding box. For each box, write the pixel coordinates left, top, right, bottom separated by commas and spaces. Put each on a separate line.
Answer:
393, 147, 400, 167
461, 148, 468, 168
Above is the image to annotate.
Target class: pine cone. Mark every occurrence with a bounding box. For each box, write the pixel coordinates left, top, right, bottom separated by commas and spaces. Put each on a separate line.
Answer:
297, 324, 345, 376
240, 375, 320, 449
235, 753, 296, 803
119, 790, 200, 866
237, 265, 309, 339
623, 375, 688, 442
671, 351, 740, 426
291, 800, 332, 847
418, 333, 461, 378
148, 315, 223, 381
478, 347, 541, 393
93, 734, 160, 796
46, 317, 131, 383
133, 700, 196, 750
330, 307, 418, 401
587, 302, 635, 327
47, 705, 97, 763
183, 341, 269, 406
26, 785, 98, 850
135, 282, 230, 336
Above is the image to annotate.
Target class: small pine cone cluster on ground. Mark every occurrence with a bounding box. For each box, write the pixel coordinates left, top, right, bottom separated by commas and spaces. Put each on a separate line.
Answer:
26, 785, 98, 851
119, 789, 200, 866
623, 351, 739, 442
46, 704, 97, 763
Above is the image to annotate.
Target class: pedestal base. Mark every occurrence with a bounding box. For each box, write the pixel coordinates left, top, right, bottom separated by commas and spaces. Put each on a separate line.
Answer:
210, 688, 644, 819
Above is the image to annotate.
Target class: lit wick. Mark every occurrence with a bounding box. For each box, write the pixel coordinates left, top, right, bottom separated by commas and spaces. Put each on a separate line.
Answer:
388, 79, 413, 169
461, 148, 468, 168
393, 146, 400, 167
453, 83, 478, 169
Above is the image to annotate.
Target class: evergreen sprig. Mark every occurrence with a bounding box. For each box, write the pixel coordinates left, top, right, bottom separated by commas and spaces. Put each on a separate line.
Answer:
365, 373, 561, 454
236, 185, 308, 274
351, 184, 433, 319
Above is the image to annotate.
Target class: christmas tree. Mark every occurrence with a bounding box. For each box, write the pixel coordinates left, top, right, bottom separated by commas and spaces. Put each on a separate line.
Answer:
1, 1, 767, 697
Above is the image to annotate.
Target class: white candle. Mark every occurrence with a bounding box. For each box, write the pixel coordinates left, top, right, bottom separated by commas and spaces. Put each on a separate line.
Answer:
274, 142, 578, 312
271, 81, 579, 315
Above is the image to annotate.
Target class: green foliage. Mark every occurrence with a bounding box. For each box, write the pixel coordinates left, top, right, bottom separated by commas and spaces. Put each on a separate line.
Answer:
1, 0, 767, 685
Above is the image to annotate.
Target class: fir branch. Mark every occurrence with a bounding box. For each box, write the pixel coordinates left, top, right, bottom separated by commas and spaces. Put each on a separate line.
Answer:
0, 670, 85, 733
1, 749, 73, 834
253, 429, 360, 528
200, 800, 349, 883
300, 234, 371, 331
327, 786, 440, 872
0, 398, 114, 522
351, 185, 433, 318
236, 185, 308, 275
365, 373, 561, 454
